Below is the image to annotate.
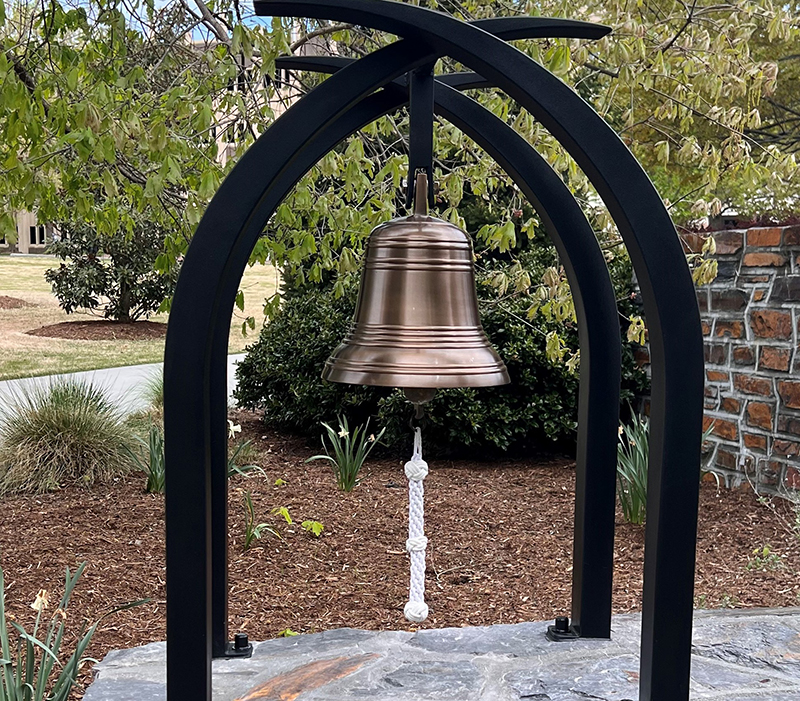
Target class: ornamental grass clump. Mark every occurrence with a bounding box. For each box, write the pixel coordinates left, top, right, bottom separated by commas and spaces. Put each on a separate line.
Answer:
0, 379, 134, 496
140, 370, 164, 413
306, 416, 385, 491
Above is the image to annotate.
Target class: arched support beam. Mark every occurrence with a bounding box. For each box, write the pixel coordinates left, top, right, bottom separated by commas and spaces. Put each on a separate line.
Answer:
256, 5, 704, 699
167, 37, 621, 700
272, 52, 623, 636
214, 76, 622, 650
432, 85, 621, 641
165, 40, 437, 699
166, 4, 703, 699
276, 55, 493, 90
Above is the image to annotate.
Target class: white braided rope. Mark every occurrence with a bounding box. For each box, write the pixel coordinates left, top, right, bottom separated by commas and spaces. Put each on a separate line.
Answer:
404, 427, 429, 622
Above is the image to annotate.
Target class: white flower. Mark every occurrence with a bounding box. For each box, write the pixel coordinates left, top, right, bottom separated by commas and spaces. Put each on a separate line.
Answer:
338, 428, 349, 438
228, 420, 242, 439
31, 589, 49, 612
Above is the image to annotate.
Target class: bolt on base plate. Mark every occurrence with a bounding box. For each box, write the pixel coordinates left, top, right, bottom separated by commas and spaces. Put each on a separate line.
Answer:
221, 633, 253, 658
546, 616, 580, 642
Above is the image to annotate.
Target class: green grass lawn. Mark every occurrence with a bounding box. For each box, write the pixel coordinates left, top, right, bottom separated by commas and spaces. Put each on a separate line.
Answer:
0, 255, 279, 380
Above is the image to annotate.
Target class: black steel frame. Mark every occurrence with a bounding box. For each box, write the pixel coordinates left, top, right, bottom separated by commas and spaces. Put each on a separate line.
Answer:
163, 4, 704, 700
274, 53, 621, 640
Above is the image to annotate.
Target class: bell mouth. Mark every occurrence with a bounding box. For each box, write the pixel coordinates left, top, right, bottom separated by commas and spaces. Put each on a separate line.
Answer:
403, 388, 437, 404
322, 344, 510, 389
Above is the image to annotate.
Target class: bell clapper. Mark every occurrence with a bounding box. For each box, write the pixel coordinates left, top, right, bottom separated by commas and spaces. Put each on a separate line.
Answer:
404, 386, 436, 407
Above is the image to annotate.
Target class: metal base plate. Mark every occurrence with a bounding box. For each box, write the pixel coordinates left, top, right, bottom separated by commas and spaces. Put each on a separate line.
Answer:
219, 641, 253, 659
546, 624, 580, 642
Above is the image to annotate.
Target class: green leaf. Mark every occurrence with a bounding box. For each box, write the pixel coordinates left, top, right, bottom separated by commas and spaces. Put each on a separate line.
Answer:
272, 506, 292, 524
66, 67, 79, 92
548, 45, 571, 76
301, 520, 324, 537
654, 140, 670, 165
102, 169, 118, 197
496, 220, 516, 253
149, 121, 167, 152
197, 171, 218, 199
0, 212, 18, 244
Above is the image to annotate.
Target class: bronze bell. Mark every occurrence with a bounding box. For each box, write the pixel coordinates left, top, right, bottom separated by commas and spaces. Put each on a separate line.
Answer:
322, 173, 510, 390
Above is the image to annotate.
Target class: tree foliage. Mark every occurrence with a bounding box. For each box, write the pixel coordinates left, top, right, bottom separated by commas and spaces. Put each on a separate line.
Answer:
45, 221, 178, 321
0, 0, 797, 344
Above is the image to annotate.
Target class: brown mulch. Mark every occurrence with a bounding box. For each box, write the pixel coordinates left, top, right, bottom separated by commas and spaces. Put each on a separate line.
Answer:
26, 320, 167, 341
0, 295, 32, 310
1, 409, 799, 698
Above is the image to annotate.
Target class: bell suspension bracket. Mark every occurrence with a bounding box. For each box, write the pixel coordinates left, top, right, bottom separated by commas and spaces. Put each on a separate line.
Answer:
406, 63, 435, 211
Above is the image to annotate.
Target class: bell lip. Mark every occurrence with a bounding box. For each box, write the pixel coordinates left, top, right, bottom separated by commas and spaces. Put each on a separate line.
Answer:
321, 366, 511, 388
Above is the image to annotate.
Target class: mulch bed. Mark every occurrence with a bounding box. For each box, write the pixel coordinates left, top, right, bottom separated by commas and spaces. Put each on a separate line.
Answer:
1, 409, 799, 698
25, 320, 167, 341
0, 295, 32, 310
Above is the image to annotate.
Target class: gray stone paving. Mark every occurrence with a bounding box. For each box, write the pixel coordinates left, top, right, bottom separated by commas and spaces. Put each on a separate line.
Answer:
84, 608, 800, 700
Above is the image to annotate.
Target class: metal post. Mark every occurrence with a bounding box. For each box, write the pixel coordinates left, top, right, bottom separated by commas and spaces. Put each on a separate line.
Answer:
407, 63, 435, 209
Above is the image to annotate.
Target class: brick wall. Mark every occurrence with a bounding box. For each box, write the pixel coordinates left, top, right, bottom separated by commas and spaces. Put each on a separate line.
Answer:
685, 225, 800, 492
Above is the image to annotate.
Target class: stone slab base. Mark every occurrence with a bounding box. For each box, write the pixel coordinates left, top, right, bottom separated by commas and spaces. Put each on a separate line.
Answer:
84, 608, 800, 700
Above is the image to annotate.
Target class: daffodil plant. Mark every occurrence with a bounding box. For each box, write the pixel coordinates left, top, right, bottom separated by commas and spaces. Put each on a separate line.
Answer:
306, 417, 385, 492
0, 564, 144, 701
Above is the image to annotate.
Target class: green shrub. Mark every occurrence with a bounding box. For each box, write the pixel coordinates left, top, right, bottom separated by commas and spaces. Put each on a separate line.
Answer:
0, 380, 134, 495
236, 283, 610, 456
45, 222, 178, 322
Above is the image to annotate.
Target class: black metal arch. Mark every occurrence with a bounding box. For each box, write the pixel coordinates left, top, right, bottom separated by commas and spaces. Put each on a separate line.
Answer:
165, 6, 703, 701
257, 6, 705, 700
206, 47, 622, 658
273, 54, 623, 638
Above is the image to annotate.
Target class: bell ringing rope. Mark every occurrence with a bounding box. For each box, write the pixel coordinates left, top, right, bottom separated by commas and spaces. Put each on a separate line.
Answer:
404, 427, 429, 622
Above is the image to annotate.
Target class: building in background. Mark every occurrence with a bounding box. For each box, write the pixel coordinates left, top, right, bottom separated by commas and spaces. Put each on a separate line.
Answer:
0, 211, 55, 254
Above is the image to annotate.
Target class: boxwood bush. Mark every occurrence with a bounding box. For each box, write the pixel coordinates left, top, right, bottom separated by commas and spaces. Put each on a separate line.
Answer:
235, 257, 645, 456
235, 287, 386, 436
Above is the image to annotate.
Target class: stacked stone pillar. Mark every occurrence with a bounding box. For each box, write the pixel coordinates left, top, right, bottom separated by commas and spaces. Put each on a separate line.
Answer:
682, 225, 800, 491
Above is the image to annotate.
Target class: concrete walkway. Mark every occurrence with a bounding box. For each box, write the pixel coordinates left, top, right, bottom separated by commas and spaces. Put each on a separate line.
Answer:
84, 609, 800, 700
0, 354, 245, 415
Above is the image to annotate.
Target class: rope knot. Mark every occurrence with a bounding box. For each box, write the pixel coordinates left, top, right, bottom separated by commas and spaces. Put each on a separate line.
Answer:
403, 600, 429, 623
404, 458, 428, 481
406, 535, 428, 552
